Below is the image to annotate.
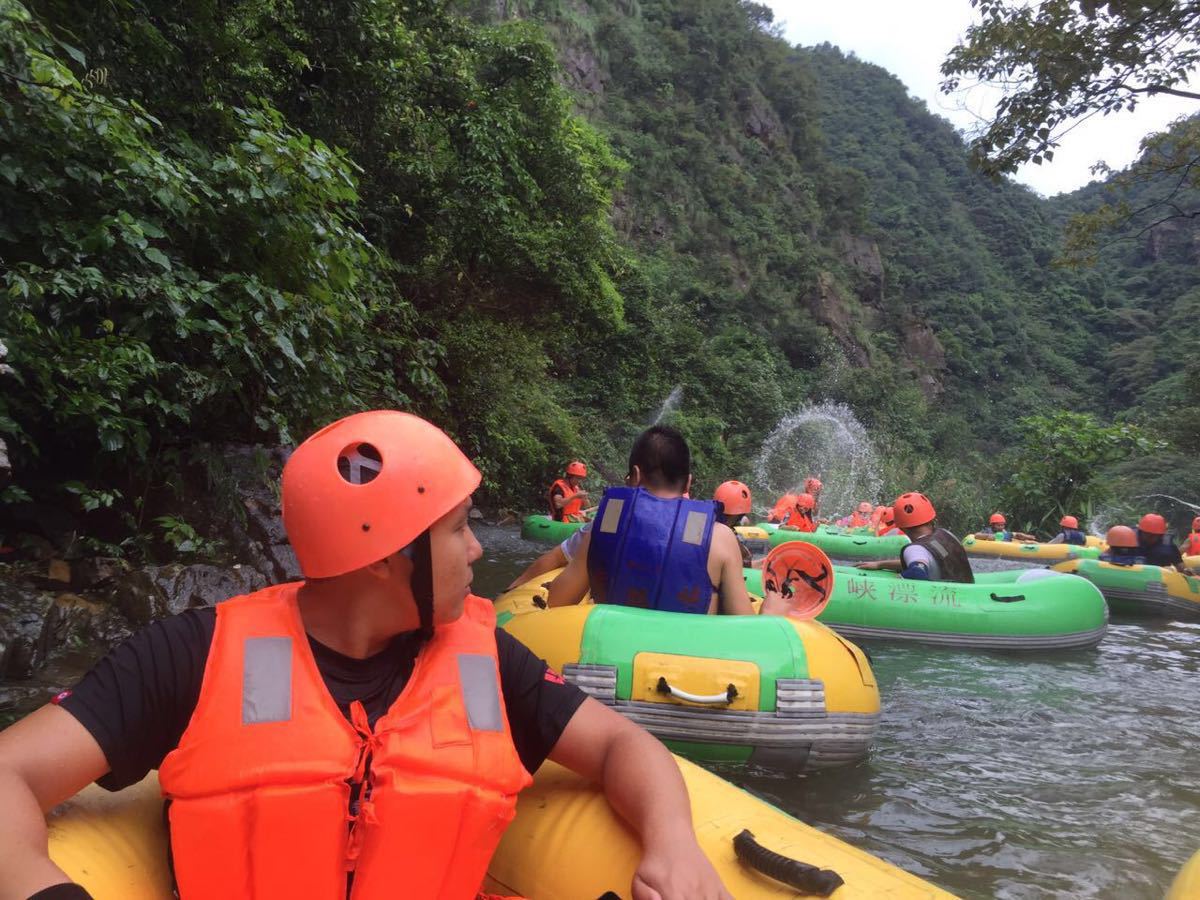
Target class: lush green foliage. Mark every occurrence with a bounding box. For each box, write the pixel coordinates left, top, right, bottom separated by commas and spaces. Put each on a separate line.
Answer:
999, 412, 1164, 530
3, 0, 1199, 551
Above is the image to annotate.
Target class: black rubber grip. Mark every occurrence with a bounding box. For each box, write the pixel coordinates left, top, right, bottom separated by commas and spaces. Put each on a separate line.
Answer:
733, 829, 844, 896
989, 592, 1027, 603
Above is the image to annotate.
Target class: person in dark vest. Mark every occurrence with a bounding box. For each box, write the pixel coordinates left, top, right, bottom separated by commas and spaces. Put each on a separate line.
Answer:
1136, 512, 1190, 573
857, 491, 974, 584
547, 427, 789, 615
1047, 515, 1087, 546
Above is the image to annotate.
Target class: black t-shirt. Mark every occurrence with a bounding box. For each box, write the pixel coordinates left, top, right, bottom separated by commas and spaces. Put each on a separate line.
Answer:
59, 606, 587, 790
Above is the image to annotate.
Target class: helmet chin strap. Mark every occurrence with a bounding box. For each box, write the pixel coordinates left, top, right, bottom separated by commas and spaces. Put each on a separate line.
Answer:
409, 530, 435, 642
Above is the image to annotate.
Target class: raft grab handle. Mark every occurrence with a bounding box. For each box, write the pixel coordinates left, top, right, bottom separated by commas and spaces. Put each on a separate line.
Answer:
656, 676, 737, 705
733, 829, 844, 896
989, 592, 1027, 604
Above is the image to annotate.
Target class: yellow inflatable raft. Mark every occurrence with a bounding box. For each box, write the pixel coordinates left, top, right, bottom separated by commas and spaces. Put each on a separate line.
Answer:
47, 764, 955, 899
961, 534, 1099, 562
496, 574, 880, 772
1167, 848, 1200, 900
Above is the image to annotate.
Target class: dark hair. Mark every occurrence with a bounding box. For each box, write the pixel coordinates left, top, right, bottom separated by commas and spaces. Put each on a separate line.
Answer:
628, 425, 690, 489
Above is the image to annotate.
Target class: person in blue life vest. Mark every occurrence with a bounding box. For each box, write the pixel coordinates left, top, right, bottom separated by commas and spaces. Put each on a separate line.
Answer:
1046, 514, 1087, 546
1099, 525, 1144, 565
973, 512, 1036, 543
545, 426, 790, 616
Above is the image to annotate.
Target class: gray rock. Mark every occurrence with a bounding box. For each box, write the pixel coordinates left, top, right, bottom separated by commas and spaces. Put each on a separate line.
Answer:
35, 593, 131, 669
0, 580, 54, 680
110, 563, 269, 623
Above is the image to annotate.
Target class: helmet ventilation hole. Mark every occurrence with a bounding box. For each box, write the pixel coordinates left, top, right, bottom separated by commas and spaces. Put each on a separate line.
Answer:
338, 443, 382, 485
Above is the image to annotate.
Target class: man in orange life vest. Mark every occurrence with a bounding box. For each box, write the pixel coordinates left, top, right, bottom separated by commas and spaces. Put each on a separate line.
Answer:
548, 460, 589, 522
0, 412, 730, 900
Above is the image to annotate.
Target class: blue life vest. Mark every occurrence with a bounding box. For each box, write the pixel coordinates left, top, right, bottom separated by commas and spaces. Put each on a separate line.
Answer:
1100, 549, 1144, 566
1060, 528, 1086, 546
587, 486, 716, 614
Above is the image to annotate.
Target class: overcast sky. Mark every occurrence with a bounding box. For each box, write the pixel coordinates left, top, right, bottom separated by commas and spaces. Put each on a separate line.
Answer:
766, 0, 1199, 197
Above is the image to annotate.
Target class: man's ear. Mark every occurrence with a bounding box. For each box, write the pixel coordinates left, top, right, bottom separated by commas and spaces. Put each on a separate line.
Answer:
364, 550, 413, 582
685, 473, 693, 495
626, 465, 642, 487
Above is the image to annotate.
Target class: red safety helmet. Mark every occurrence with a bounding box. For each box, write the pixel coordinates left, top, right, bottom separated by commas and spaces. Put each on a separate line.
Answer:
1105, 525, 1139, 549
714, 480, 752, 516
565, 460, 588, 478
1137, 513, 1168, 535
988, 512, 1006, 526
282, 410, 481, 579
1192, 516, 1200, 532
804, 477, 823, 493
893, 492, 936, 529
1060, 515, 1079, 529
795, 492, 816, 511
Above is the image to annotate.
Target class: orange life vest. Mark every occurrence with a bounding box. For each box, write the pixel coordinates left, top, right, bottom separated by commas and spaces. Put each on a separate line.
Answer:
847, 512, 870, 529
548, 478, 584, 522
158, 583, 531, 900
783, 508, 816, 532
1184, 532, 1200, 556
768, 494, 797, 523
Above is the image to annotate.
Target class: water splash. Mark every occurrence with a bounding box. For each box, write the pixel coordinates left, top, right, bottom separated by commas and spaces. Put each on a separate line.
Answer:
650, 385, 683, 425
750, 401, 882, 519
1136, 493, 1200, 514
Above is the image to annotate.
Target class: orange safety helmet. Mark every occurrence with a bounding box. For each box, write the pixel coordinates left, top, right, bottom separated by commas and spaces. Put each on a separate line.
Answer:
804, 477, 823, 493
565, 460, 588, 478
1137, 513, 1167, 535
1060, 515, 1079, 529
762, 542, 834, 620
795, 492, 816, 511
714, 480, 752, 517
282, 410, 481, 579
1105, 525, 1139, 549
893, 492, 936, 529
988, 512, 1006, 526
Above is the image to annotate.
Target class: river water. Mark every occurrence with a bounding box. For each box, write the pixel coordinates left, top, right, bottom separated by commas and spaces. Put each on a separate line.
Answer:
5, 522, 1199, 897
472, 525, 1200, 899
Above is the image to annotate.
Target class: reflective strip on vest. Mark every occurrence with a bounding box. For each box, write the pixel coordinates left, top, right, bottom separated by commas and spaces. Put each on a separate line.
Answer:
242, 636, 292, 724
599, 498, 625, 534
682, 510, 707, 545
457, 654, 503, 732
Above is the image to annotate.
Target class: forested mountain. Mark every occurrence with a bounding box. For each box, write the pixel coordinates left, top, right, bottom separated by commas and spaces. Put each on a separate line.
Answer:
1, 0, 1195, 551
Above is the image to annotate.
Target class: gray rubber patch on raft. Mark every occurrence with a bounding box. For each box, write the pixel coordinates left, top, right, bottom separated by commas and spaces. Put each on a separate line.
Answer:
242, 636, 293, 724
458, 654, 503, 731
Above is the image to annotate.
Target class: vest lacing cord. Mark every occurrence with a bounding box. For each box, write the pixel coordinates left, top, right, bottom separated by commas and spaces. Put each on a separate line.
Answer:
345, 700, 385, 871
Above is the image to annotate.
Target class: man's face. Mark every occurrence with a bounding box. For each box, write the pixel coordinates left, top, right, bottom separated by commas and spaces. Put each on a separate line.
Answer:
428, 499, 482, 625
567, 474, 583, 488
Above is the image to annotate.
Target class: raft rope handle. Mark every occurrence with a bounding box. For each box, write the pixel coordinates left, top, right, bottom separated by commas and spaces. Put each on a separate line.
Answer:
733, 829, 845, 896
989, 592, 1027, 603
656, 676, 738, 705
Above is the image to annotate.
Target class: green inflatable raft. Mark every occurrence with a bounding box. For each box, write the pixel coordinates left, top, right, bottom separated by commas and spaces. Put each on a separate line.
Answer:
762, 523, 910, 561
520, 514, 586, 545
745, 566, 1108, 651
1052, 558, 1200, 621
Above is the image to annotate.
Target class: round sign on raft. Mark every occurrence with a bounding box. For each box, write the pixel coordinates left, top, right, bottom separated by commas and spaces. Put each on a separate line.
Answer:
761, 542, 835, 620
